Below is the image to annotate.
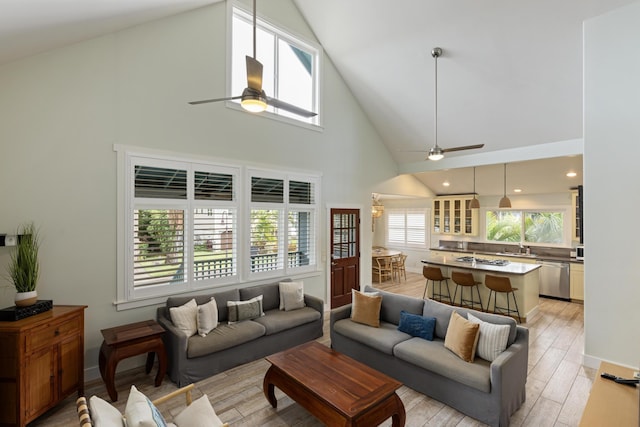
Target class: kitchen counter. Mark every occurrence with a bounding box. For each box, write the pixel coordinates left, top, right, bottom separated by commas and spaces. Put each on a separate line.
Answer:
422, 254, 541, 321
430, 246, 583, 264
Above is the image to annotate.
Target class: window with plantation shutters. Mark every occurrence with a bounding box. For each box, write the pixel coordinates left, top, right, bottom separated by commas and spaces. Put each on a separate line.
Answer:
249, 170, 318, 277
386, 209, 428, 248
117, 149, 320, 308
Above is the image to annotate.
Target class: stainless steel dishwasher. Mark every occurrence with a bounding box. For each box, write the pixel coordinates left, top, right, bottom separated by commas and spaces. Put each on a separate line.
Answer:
536, 260, 570, 300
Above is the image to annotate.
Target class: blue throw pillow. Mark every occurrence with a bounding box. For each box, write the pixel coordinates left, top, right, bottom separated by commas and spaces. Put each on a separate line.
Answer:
397, 310, 436, 341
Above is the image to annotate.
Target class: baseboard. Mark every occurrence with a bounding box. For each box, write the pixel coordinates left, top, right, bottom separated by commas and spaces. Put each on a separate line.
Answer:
583, 353, 639, 370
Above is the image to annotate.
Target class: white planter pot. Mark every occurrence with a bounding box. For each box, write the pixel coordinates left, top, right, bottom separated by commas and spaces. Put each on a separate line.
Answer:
15, 290, 38, 307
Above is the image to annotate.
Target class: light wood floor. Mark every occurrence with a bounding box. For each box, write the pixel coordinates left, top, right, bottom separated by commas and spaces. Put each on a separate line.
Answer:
32, 271, 594, 426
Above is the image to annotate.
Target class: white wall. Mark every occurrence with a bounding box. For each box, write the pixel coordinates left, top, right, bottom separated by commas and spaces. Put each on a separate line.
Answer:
0, 0, 398, 379
583, 1, 640, 368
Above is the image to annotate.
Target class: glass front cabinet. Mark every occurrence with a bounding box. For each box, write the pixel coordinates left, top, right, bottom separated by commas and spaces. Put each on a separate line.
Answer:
433, 197, 478, 235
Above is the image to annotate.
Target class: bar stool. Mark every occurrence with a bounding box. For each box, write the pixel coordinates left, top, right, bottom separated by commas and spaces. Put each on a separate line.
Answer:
485, 274, 521, 323
422, 266, 452, 303
451, 271, 483, 310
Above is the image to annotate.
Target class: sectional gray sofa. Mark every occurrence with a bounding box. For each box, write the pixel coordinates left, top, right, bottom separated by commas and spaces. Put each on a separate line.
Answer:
330, 285, 528, 427
157, 280, 323, 387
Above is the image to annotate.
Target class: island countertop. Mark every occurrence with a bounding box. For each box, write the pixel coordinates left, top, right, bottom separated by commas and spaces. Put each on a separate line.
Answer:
421, 255, 541, 275
421, 254, 541, 321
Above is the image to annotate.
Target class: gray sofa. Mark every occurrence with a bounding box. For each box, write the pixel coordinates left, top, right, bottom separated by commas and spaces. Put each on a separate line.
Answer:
330, 285, 528, 427
157, 280, 324, 387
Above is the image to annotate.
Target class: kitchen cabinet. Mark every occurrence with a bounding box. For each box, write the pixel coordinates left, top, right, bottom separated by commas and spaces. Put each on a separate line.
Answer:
433, 197, 478, 235
571, 190, 581, 242
0, 305, 86, 427
570, 263, 584, 301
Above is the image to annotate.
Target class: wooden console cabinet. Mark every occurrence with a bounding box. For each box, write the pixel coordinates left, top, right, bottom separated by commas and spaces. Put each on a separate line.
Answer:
0, 305, 86, 427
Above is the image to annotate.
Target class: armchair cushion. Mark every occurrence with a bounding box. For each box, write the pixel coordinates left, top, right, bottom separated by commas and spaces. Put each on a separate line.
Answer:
173, 394, 224, 427
125, 385, 167, 427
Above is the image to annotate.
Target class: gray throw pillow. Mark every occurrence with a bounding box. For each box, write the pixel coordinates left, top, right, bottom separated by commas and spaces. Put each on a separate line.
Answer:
227, 295, 264, 324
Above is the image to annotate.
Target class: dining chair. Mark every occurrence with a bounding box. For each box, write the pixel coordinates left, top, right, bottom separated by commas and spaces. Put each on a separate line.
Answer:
372, 257, 394, 283
392, 253, 407, 282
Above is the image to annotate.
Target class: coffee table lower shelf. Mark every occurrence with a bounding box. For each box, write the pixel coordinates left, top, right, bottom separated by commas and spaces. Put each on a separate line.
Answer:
263, 342, 405, 427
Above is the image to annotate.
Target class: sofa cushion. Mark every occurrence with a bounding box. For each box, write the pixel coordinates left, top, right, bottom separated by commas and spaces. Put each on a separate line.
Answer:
240, 281, 286, 312
252, 307, 321, 335
187, 321, 266, 358
444, 311, 480, 362
167, 289, 240, 323
227, 295, 264, 323
169, 299, 198, 337
351, 289, 382, 327
197, 297, 218, 337
467, 313, 510, 362
393, 337, 491, 393
279, 281, 305, 311
334, 319, 411, 355
364, 285, 424, 325
423, 298, 517, 346
397, 310, 436, 341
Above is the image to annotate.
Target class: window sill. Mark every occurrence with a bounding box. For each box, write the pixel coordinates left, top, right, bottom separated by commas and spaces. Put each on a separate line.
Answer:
224, 101, 323, 133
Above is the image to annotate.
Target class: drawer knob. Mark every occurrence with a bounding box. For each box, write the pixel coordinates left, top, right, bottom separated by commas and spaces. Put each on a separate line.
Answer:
54, 329, 60, 336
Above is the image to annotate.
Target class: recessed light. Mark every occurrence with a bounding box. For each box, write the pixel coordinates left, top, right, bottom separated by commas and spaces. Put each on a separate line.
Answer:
443, 181, 450, 187
566, 172, 577, 177
514, 188, 522, 193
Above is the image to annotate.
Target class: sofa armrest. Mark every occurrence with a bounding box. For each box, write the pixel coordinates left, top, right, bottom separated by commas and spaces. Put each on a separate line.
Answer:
304, 294, 324, 314
330, 304, 352, 330
489, 325, 529, 398
156, 307, 189, 379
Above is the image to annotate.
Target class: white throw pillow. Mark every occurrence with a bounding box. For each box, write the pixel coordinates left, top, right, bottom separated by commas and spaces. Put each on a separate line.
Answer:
169, 299, 198, 337
467, 313, 510, 362
89, 395, 124, 426
279, 281, 305, 311
197, 297, 218, 337
173, 394, 224, 427
124, 385, 167, 427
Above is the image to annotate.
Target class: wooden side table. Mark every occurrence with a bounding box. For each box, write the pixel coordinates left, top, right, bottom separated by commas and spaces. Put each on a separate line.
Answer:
98, 319, 167, 402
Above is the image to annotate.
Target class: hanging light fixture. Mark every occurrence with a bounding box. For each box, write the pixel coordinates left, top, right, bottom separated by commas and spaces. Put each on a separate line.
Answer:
371, 194, 384, 232
428, 48, 444, 161
499, 163, 512, 208
469, 167, 480, 209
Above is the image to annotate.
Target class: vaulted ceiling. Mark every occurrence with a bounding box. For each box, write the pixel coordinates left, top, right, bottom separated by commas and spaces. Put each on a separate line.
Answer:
2, 0, 634, 195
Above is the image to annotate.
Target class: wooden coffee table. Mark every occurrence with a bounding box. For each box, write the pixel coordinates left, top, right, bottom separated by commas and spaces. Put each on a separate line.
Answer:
264, 341, 405, 426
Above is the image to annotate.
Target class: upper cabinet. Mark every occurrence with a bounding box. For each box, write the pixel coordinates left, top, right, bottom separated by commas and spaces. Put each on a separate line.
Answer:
571, 190, 581, 242
433, 197, 479, 235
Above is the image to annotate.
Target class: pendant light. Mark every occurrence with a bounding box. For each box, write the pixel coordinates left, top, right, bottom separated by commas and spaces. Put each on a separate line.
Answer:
469, 167, 480, 209
428, 48, 444, 160
499, 163, 512, 208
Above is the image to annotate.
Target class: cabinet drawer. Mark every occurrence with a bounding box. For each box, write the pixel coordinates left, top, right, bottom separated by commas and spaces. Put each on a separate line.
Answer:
26, 316, 81, 352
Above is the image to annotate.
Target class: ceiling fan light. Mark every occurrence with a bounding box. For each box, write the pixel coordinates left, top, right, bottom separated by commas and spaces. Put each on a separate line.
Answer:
428, 147, 444, 161
241, 88, 267, 113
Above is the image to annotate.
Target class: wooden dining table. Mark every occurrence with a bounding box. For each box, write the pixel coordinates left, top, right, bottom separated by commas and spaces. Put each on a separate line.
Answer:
372, 248, 401, 258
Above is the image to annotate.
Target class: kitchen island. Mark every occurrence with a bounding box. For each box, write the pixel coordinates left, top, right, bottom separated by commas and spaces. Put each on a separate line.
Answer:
422, 254, 541, 322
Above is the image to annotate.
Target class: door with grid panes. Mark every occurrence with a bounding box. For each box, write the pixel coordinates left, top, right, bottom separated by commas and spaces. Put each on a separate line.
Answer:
330, 209, 360, 308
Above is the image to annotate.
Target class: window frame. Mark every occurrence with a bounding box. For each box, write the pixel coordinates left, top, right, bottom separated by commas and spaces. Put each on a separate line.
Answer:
386, 208, 428, 249
116, 146, 321, 310
227, 1, 322, 129
485, 208, 569, 246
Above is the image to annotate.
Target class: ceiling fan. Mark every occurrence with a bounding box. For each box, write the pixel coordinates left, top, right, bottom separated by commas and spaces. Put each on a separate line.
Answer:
188, 0, 317, 118
424, 47, 484, 160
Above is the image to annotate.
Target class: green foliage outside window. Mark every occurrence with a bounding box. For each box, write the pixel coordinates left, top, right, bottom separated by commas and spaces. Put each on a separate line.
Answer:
486, 210, 564, 244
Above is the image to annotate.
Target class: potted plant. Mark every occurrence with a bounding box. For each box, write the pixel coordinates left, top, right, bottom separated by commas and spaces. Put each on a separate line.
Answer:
7, 222, 40, 307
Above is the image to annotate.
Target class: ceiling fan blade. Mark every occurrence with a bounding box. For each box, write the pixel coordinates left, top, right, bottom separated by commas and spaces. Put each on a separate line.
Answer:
441, 144, 485, 153
267, 97, 317, 118
188, 95, 242, 105
246, 56, 263, 91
